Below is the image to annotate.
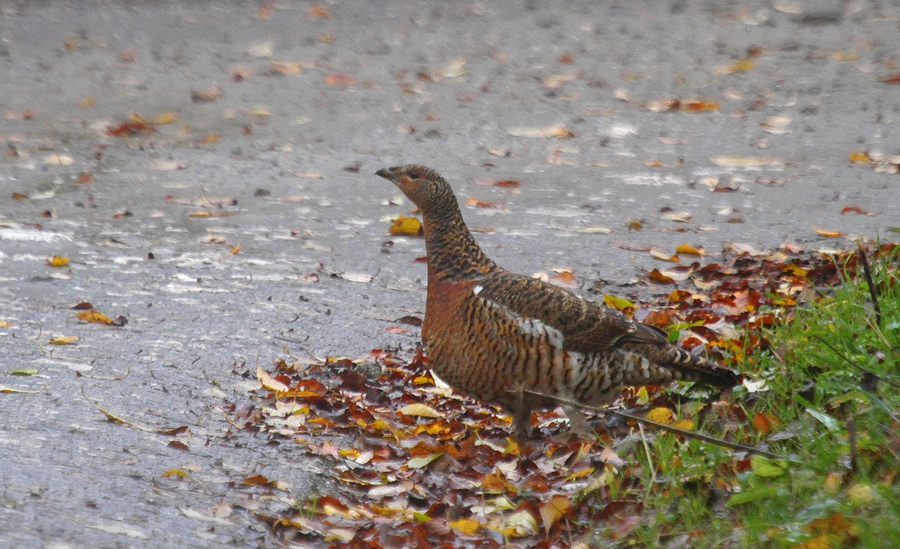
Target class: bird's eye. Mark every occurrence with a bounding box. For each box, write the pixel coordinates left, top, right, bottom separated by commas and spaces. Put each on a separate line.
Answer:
407, 168, 422, 179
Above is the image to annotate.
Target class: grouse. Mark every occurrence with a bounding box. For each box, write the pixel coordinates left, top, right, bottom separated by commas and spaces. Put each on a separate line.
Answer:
376, 165, 739, 439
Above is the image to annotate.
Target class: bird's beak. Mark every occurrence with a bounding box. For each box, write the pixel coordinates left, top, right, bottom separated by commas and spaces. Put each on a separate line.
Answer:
375, 167, 396, 181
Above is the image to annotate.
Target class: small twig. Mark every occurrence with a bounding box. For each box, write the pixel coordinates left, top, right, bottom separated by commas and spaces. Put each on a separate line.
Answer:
76, 367, 131, 381
847, 417, 858, 474
637, 423, 655, 500
523, 389, 791, 461
811, 335, 898, 389
856, 240, 881, 327
81, 386, 159, 433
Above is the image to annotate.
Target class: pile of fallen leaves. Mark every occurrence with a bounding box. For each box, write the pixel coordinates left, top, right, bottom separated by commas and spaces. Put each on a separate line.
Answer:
230, 242, 896, 548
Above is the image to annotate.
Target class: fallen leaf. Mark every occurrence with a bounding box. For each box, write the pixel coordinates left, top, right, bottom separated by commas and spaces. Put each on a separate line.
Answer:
46, 256, 70, 267
474, 179, 520, 188
449, 519, 481, 535
648, 269, 676, 284
324, 73, 355, 87
389, 216, 423, 236
154, 112, 177, 124
397, 403, 442, 418
550, 270, 578, 288
752, 412, 781, 434
149, 159, 186, 171
840, 206, 872, 215
813, 227, 843, 238
507, 126, 574, 138
271, 60, 303, 75
465, 197, 502, 209
604, 295, 636, 312
48, 336, 79, 345
650, 249, 680, 262
714, 58, 756, 75
77, 311, 127, 327
43, 154, 74, 166
646, 407, 674, 424
257, 367, 290, 393
191, 86, 222, 102
710, 156, 779, 167
246, 41, 273, 58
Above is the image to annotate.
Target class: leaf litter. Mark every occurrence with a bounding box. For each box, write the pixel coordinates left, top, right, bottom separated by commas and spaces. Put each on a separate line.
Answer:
230, 242, 897, 547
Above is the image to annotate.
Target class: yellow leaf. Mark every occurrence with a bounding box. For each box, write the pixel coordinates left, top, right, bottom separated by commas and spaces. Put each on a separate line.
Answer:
77, 310, 113, 325
230, 244, 241, 255
397, 403, 442, 418
646, 407, 674, 424
676, 244, 704, 256
389, 216, 423, 236
604, 295, 636, 311
715, 58, 756, 75
635, 386, 650, 405
161, 469, 191, 479
48, 336, 79, 345
565, 467, 595, 482
540, 495, 572, 535
813, 227, 843, 238
46, 256, 70, 267
0, 320, 10, 328
848, 152, 872, 164
154, 112, 178, 124
674, 419, 695, 430
449, 518, 482, 535
539, 495, 572, 536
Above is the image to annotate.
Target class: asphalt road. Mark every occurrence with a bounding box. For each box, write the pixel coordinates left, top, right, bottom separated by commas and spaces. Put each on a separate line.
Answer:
1, 1, 898, 546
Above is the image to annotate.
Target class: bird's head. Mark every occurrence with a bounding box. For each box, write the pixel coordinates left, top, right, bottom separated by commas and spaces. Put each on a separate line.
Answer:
375, 165, 457, 214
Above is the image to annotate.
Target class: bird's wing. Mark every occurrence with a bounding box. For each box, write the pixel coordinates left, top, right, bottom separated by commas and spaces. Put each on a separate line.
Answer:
475, 270, 655, 354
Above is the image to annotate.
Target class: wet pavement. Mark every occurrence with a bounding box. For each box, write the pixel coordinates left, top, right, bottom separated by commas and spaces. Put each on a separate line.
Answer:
1, 1, 898, 546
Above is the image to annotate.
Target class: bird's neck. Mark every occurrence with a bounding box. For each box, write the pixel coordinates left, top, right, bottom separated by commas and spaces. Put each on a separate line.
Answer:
421, 204, 497, 281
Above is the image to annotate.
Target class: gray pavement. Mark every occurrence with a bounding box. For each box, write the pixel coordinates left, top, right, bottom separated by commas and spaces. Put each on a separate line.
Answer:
1, 1, 899, 546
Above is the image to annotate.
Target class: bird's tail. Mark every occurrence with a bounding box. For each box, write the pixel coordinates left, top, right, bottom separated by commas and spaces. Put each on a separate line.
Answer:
620, 342, 741, 389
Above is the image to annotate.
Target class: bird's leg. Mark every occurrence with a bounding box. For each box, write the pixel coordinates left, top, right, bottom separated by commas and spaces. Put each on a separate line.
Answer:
510, 383, 533, 445
563, 405, 597, 440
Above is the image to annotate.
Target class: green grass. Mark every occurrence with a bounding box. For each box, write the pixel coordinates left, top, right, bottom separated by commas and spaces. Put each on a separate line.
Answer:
628, 250, 900, 548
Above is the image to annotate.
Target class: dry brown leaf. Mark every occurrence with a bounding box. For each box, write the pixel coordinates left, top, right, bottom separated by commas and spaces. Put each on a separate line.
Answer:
539, 495, 572, 535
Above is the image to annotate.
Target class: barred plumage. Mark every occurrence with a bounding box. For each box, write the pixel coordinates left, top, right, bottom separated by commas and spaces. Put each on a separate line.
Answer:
377, 165, 740, 439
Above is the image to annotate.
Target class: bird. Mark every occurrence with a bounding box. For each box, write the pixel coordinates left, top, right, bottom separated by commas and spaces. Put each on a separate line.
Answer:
376, 164, 740, 440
